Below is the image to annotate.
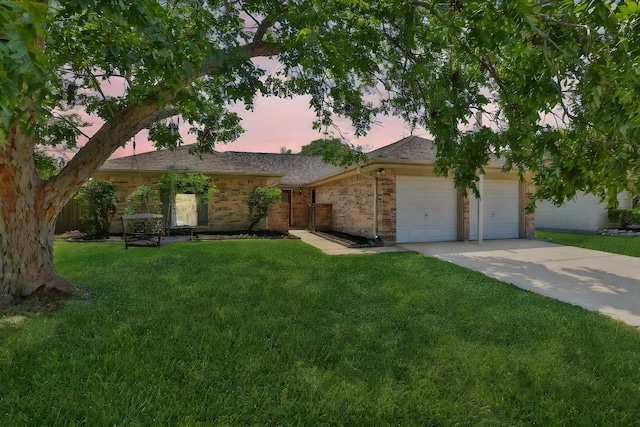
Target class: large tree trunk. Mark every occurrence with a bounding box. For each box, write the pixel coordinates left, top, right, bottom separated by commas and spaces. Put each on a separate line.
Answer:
0, 125, 76, 309
0, 97, 170, 308
0, 211, 75, 308
0, 29, 277, 308
0, 102, 162, 308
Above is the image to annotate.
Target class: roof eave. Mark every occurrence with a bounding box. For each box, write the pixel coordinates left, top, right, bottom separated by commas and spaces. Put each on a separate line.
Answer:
96, 168, 284, 179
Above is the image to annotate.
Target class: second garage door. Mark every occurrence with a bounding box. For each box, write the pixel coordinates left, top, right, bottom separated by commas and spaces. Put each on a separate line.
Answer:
396, 176, 458, 243
470, 180, 520, 240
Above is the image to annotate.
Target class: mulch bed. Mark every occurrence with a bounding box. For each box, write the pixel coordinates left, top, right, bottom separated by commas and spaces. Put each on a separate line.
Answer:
195, 230, 291, 240
63, 229, 375, 247
64, 230, 291, 242
313, 230, 383, 248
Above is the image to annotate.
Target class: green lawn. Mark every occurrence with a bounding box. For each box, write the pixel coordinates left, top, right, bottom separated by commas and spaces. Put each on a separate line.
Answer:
537, 230, 640, 257
2, 240, 640, 425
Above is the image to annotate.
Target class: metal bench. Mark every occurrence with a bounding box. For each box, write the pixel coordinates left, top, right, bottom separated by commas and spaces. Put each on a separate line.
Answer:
121, 214, 164, 249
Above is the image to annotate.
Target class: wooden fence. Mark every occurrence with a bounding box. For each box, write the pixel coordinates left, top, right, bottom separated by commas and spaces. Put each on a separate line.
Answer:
55, 199, 90, 234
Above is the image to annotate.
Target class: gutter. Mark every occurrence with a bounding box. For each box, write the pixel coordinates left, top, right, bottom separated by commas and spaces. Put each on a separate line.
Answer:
356, 165, 379, 239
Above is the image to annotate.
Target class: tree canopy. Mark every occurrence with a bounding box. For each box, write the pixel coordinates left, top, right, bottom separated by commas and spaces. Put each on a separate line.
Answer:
5, 0, 640, 203
299, 138, 345, 156
2, 0, 640, 304
297, 137, 366, 166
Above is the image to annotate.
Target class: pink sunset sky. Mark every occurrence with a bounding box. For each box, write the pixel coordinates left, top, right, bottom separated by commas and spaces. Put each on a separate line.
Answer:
78, 57, 431, 159
109, 95, 429, 158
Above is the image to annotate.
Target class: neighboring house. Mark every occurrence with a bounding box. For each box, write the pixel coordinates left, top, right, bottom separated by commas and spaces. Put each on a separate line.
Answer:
94, 136, 535, 244
535, 192, 636, 233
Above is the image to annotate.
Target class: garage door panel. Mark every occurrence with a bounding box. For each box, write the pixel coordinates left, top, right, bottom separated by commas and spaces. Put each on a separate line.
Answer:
470, 180, 519, 240
425, 226, 457, 241
397, 176, 458, 243
425, 209, 452, 223
407, 195, 428, 208
407, 211, 426, 225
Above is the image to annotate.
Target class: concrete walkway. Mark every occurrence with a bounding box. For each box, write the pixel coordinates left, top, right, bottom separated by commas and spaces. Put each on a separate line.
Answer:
400, 239, 640, 327
288, 230, 406, 255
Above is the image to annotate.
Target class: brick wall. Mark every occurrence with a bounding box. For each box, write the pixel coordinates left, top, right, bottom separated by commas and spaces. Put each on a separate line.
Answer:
309, 204, 332, 231
291, 189, 311, 227
208, 177, 270, 231
462, 193, 471, 241
315, 174, 376, 238
93, 173, 162, 233
313, 170, 397, 242
523, 181, 536, 239
267, 203, 290, 232
95, 168, 535, 241
377, 170, 396, 243
93, 173, 273, 233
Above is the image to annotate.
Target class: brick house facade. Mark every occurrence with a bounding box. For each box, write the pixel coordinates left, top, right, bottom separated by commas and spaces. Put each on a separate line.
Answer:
89, 136, 535, 243
310, 161, 534, 245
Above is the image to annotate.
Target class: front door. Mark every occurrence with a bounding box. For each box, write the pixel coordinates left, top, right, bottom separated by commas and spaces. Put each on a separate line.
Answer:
281, 190, 292, 225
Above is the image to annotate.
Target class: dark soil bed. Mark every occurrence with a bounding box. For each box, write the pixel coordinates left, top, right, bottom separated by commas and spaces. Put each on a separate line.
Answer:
196, 230, 287, 237
64, 233, 118, 242
195, 230, 290, 240
64, 230, 289, 242
314, 230, 382, 247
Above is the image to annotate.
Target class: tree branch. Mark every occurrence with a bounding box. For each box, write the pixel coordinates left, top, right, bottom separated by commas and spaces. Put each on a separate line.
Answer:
138, 106, 178, 130
42, 100, 160, 218
41, 38, 282, 216
52, 112, 92, 141
252, 15, 274, 44
195, 39, 281, 82
89, 74, 115, 117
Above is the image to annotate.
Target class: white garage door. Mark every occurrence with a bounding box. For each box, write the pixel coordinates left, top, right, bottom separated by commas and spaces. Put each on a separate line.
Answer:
396, 176, 458, 243
470, 180, 520, 240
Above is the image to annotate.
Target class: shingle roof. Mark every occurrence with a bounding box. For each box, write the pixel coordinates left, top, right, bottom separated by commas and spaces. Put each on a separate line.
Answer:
367, 135, 506, 167
367, 135, 438, 161
100, 136, 507, 186
99, 145, 344, 186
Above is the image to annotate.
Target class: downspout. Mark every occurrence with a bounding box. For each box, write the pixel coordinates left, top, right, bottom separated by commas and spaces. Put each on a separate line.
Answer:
357, 166, 378, 239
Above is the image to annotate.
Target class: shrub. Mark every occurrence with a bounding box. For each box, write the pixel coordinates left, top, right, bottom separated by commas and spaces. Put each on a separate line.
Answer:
607, 209, 622, 223
621, 210, 640, 228
608, 208, 640, 228
124, 185, 162, 215
74, 180, 117, 235
247, 187, 282, 231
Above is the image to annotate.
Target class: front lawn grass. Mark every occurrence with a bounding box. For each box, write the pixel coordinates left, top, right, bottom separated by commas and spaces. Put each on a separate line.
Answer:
537, 230, 640, 257
2, 240, 640, 425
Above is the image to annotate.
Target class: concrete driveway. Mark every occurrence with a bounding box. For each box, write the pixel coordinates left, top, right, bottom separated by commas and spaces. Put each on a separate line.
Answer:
400, 239, 640, 327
